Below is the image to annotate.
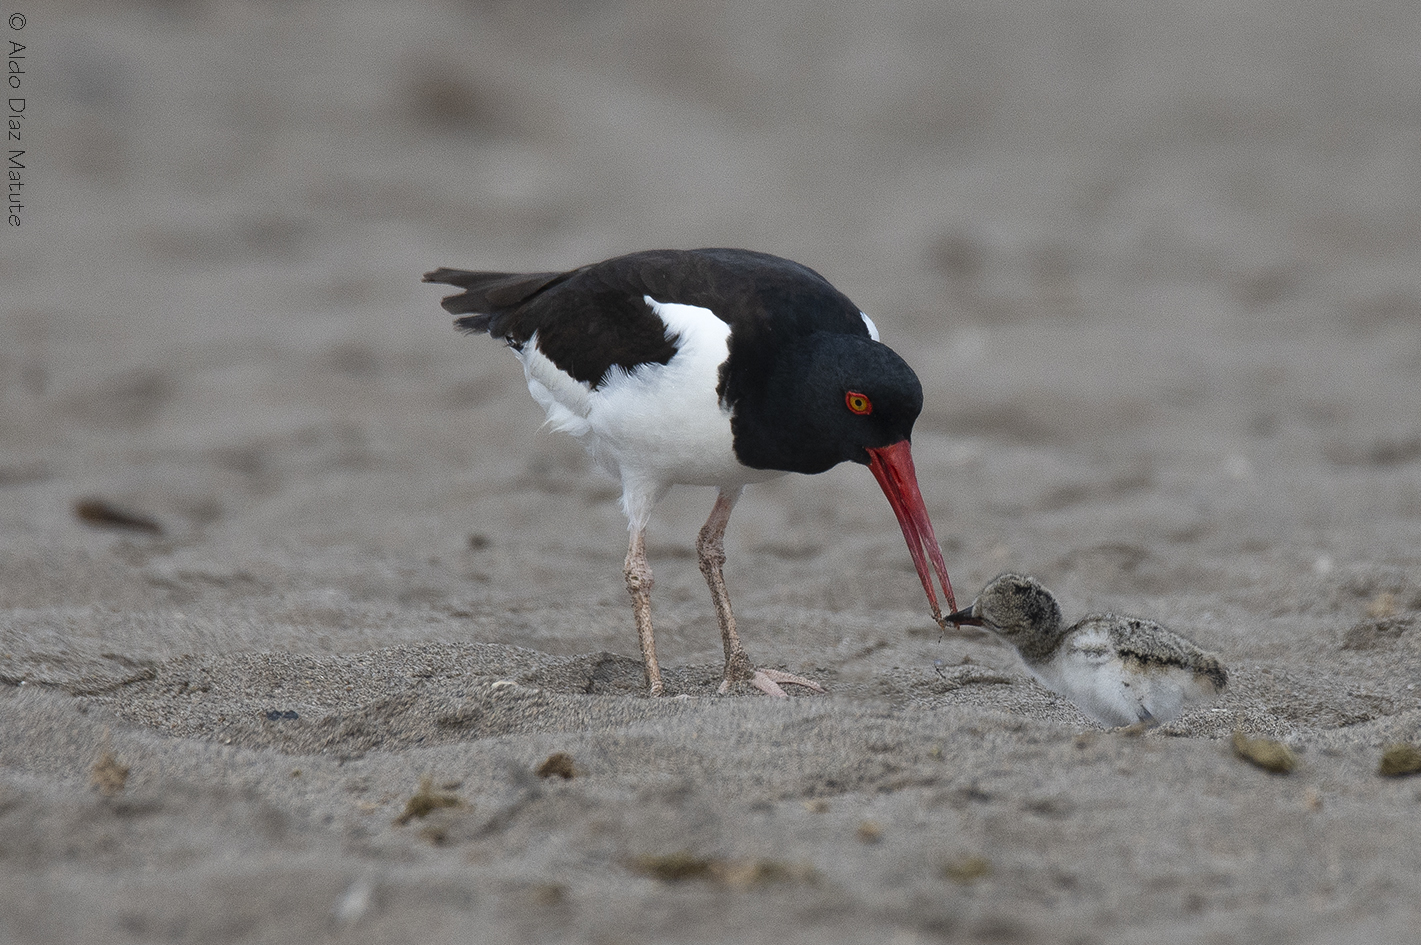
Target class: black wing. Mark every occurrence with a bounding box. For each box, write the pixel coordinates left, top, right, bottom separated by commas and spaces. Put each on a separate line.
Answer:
423, 249, 867, 389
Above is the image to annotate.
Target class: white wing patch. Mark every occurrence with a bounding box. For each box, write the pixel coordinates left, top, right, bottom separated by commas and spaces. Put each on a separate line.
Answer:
860, 312, 881, 341
642, 296, 733, 368
513, 295, 780, 533
516, 331, 594, 437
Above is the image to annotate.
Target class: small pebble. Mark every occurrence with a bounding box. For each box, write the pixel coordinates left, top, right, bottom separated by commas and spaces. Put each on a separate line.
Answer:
1365, 592, 1397, 619
73, 497, 163, 534
536, 752, 578, 779
1232, 731, 1297, 774
1378, 743, 1421, 778
90, 749, 129, 796
395, 774, 464, 824
941, 855, 992, 884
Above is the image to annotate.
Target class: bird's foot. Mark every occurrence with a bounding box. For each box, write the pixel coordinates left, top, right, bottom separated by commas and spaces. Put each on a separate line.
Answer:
717, 667, 827, 699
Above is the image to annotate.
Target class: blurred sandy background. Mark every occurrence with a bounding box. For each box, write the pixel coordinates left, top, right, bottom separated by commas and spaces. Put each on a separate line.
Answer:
2, 1, 1420, 942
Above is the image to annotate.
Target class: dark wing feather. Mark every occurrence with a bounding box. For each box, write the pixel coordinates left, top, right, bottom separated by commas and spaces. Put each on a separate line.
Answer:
423, 249, 870, 390
423, 260, 677, 387
422, 268, 568, 335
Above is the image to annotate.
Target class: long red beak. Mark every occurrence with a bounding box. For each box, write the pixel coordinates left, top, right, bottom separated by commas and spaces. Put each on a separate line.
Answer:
866, 439, 957, 621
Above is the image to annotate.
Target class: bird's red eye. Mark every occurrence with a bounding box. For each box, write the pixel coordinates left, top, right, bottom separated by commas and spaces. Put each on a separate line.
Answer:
845, 391, 873, 415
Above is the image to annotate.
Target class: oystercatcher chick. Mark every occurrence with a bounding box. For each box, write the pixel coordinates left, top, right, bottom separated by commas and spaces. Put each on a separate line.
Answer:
947, 574, 1228, 726
424, 248, 957, 698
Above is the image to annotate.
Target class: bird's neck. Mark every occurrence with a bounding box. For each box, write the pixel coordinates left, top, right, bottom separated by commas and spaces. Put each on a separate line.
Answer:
727, 339, 846, 475
1006, 619, 1070, 666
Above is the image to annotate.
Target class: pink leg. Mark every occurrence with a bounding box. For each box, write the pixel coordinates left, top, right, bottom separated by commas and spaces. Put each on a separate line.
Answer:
698, 488, 826, 698
624, 527, 664, 697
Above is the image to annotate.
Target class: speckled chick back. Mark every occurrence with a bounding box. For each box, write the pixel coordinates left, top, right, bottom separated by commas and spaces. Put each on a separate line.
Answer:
1075, 615, 1230, 692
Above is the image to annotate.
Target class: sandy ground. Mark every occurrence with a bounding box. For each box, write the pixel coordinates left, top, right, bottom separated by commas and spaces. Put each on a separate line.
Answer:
3, 1, 1421, 942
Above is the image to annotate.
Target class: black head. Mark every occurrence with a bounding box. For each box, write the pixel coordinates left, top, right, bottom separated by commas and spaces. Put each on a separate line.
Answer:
732, 332, 924, 474
730, 328, 957, 618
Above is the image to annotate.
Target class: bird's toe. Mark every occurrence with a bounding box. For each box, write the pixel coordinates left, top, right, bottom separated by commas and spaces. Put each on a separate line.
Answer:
749, 671, 791, 698
759, 668, 827, 693
723, 667, 826, 698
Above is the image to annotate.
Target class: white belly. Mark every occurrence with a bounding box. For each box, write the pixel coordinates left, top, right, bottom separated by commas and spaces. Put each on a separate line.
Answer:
1034, 641, 1216, 727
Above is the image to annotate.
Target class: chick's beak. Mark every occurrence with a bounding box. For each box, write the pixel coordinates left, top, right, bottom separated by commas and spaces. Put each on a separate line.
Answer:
944, 603, 983, 627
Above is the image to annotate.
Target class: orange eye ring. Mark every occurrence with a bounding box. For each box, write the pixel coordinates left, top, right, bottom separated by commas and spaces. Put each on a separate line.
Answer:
845, 391, 873, 415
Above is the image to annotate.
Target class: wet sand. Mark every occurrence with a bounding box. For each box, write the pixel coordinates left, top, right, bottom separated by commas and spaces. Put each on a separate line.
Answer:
3, 1, 1420, 942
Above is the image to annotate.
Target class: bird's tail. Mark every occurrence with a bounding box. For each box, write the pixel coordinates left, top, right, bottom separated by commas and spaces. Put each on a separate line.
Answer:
421, 267, 566, 336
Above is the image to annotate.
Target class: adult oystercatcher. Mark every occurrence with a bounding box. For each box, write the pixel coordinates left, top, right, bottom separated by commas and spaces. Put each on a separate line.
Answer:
424, 248, 957, 697
947, 574, 1229, 726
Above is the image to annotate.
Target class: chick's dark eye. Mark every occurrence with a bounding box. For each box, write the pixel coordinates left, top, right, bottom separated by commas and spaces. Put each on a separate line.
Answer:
845, 391, 873, 415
